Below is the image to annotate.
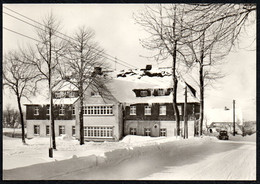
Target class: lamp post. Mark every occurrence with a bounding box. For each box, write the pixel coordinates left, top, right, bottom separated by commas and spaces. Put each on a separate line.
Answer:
233, 100, 236, 136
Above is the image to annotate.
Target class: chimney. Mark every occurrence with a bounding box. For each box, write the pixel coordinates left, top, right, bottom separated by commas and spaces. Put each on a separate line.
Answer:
146, 65, 152, 70
94, 67, 102, 75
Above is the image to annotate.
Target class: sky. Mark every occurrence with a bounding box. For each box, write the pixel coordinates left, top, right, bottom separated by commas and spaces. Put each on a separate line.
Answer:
2, 4, 256, 121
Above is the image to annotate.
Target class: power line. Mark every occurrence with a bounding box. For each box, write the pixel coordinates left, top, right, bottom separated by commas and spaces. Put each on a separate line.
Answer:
3, 6, 137, 69
3, 27, 41, 43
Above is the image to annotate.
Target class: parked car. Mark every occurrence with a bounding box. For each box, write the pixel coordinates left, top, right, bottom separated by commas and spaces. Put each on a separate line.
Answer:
218, 130, 229, 140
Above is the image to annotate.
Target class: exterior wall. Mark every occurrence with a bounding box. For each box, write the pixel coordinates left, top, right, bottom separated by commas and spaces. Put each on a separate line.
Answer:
125, 103, 200, 121
75, 87, 122, 141
26, 119, 76, 138
125, 120, 195, 138
26, 104, 75, 120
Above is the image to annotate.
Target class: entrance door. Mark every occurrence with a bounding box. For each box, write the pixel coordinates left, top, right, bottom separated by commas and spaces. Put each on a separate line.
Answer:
151, 123, 160, 137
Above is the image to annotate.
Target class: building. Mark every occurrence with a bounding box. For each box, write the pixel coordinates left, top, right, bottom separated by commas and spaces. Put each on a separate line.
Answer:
108, 66, 200, 137
25, 83, 78, 138
205, 107, 243, 134
25, 66, 200, 140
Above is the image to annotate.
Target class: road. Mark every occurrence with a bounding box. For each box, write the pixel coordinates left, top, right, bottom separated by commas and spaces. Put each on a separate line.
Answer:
48, 140, 256, 180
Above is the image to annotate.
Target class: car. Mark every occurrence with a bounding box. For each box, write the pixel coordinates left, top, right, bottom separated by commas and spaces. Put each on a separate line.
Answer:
218, 130, 229, 140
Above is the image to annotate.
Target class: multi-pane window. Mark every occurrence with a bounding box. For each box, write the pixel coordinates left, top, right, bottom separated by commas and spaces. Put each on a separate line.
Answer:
46, 125, 50, 135
72, 126, 75, 136
159, 105, 166, 115
59, 106, 65, 115
130, 106, 136, 115
144, 106, 151, 115
83, 106, 113, 115
158, 89, 165, 96
34, 125, 40, 135
46, 106, 50, 115
84, 126, 113, 138
130, 128, 137, 135
72, 106, 75, 115
140, 90, 148, 97
178, 105, 182, 115
160, 128, 167, 137
34, 107, 39, 115
59, 126, 65, 135
144, 128, 151, 136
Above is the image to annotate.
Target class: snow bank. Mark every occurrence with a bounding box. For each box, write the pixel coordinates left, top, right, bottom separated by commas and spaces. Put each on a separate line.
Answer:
4, 136, 213, 180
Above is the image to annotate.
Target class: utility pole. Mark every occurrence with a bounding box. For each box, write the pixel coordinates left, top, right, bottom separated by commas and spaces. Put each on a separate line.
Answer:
184, 86, 188, 139
233, 100, 236, 136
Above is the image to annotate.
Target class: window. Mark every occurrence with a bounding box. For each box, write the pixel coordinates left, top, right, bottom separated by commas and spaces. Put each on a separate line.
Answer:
72, 106, 75, 115
46, 106, 50, 115
46, 125, 50, 135
130, 128, 137, 135
55, 92, 61, 98
84, 126, 113, 138
59, 106, 65, 115
34, 107, 39, 115
178, 105, 182, 115
59, 126, 65, 135
69, 91, 75, 98
91, 91, 100, 97
160, 128, 167, 137
34, 125, 40, 135
158, 89, 165, 96
140, 90, 148, 97
72, 126, 75, 136
83, 106, 113, 115
144, 128, 151, 136
130, 106, 136, 115
159, 105, 166, 115
144, 106, 151, 115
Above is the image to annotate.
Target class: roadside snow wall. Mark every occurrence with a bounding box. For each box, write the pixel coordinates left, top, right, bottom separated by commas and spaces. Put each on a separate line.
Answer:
4, 137, 215, 180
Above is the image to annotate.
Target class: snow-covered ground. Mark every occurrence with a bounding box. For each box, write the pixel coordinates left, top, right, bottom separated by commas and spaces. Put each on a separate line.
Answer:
3, 129, 256, 180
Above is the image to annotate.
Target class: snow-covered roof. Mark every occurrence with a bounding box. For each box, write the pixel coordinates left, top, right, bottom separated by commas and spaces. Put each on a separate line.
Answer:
24, 96, 78, 105
53, 81, 78, 91
108, 67, 199, 104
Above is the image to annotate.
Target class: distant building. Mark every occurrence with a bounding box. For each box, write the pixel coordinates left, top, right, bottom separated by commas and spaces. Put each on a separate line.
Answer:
206, 108, 243, 134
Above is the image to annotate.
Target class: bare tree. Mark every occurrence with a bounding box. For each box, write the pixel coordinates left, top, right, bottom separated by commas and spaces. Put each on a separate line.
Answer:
3, 51, 37, 144
59, 27, 111, 145
182, 4, 256, 135
135, 4, 193, 136
21, 13, 67, 149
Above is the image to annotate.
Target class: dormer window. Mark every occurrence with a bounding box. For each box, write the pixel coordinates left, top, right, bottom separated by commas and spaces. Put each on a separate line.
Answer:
158, 89, 165, 96
69, 91, 75, 98
91, 91, 100, 97
140, 90, 148, 97
55, 92, 61, 98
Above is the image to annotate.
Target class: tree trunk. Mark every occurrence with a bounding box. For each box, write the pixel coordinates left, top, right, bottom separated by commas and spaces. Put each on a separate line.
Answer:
199, 65, 204, 136
50, 95, 56, 149
172, 40, 180, 136
17, 96, 26, 144
79, 86, 84, 145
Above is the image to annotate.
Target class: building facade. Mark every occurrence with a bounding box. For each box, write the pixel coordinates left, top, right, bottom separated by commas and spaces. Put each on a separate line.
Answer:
25, 66, 201, 141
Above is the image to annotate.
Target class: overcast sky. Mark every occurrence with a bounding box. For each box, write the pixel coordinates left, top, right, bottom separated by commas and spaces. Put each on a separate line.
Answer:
3, 4, 256, 121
